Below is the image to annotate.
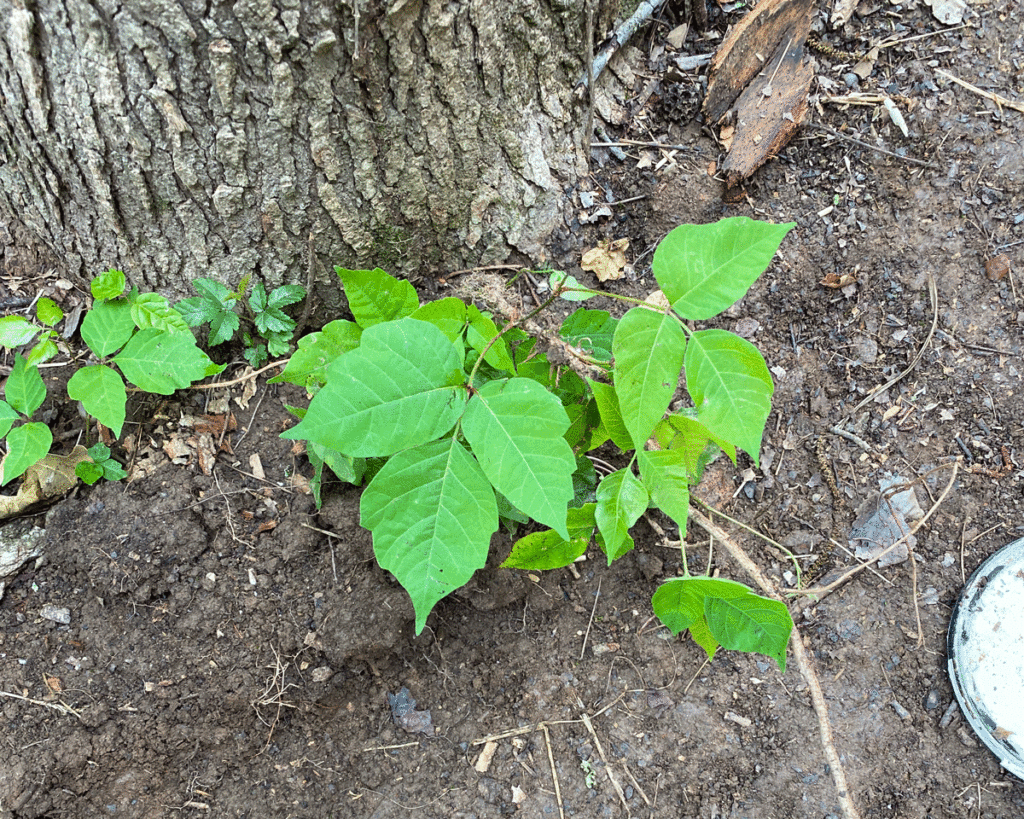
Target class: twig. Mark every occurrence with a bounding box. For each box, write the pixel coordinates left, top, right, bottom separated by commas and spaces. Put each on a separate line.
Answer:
688, 508, 862, 819
795, 458, 960, 598
543, 725, 565, 819
575, 0, 668, 91
936, 68, 1024, 115
580, 578, 601, 660
806, 122, 938, 169
576, 695, 629, 813
0, 689, 83, 720
191, 359, 288, 390
592, 139, 693, 151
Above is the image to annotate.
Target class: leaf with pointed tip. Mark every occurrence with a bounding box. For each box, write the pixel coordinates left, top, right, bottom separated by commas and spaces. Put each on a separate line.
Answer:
561, 308, 617, 363
0, 316, 40, 349
68, 365, 127, 437
654, 218, 794, 320
653, 413, 737, 479
466, 305, 514, 372
4, 356, 46, 417
410, 298, 468, 344
282, 319, 467, 457
81, 298, 135, 357
0, 422, 52, 485
684, 329, 773, 466
90, 269, 126, 300
336, 267, 419, 328
0, 401, 18, 438
461, 378, 575, 540
502, 503, 596, 570
612, 307, 686, 449
595, 468, 649, 564
588, 379, 632, 452
113, 329, 224, 394
130, 292, 190, 333
361, 437, 497, 634
637, 448, 690, 535
268, 320, 362, 391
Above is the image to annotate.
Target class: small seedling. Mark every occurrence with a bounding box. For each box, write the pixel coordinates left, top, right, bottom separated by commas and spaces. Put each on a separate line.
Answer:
175, 276, 306, 366
281, 217, 796, 671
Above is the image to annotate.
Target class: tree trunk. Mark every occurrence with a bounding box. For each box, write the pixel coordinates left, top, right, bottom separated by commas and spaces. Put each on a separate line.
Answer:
0, 0, 592, 302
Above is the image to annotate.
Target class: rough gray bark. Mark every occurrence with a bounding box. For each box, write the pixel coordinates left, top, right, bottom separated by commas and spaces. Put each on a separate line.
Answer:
0, 0, 590, 301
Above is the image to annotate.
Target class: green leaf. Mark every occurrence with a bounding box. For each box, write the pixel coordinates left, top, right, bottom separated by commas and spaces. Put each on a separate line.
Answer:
35, 298, 63, 327
26, 336, 59, 366
461, 378, 576, 539
0, 422, 52, 485
67, 365, 127, 437
81, 298, 136, 357
595, 468, 648, 564
267, 284, 306, 309
5, 355, 46, 417
550, 270, 596, 301
653, 413, 736, 479
76, 461, 105, 485
705, 592, 792, 672
588, 380, 633, 452
651, 576, 792, 671
502, 504, 597, 570
282, 319, 467, 457
684, 329, 773, 466
654, 218, 794, 320
410, 298, 469, 344
248, 281, 269, 313
361, 437, 497, 634
253, 303, 296, 336
308, 440, 365, 485
130, 292, 190, 334
466, 305, 515, 372
560, 308, 617, 362
336, 267, 419, 328
91, 269, 126, 300
207, 309, 241, 346
637, 448, 690, 535
193, 277, 235, 304
0, 400, 18, 438
0, 316, 40, 349
612, 307, 686, 449
113, 328, 224, 394
269, 319, 362, 391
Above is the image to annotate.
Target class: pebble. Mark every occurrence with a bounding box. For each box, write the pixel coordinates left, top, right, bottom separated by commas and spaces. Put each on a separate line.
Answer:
40, 604, 71, 625
891, 700, 912, 720
939, 700, 959, 729
844, 72, 859, 88
924, 689, 941, 711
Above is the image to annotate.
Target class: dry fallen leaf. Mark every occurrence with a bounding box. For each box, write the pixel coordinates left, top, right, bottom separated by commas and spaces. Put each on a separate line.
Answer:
0, 446, 92, 520
581, 238, 629, 282
820, 271, 858, 289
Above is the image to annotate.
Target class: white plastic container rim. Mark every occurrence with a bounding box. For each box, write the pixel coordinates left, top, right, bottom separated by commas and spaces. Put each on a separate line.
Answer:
947, 536, 1024, 779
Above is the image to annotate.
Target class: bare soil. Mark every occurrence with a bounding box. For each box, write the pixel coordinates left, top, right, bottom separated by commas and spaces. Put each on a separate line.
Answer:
2, 3, 1024, 818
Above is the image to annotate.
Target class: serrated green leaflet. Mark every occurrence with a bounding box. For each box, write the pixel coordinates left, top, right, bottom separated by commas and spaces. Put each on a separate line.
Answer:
461, 378, 576, 540
595, 468, 648, 563
550, 270, 595, 301
67, 365, 127, 437
269, 320, 361, 390
654, 217, 794, 320
91, 269, 126, 300
36, 298, 63, 327
0, 316, 40, 349
114, 328, 223, 394
466, 305, 514, 371
0, 401, 18, 437
561, 308, 617, 362
130, 293, 190, 333
637, 449, 690, 534
337, 267, 419, 327
410, 298, 468, 344
81, 298, 135, 357
1, 422, 52, 485
502, 504, 596, 570
26, 337, 59, 366
5, 356, 46, 416
612, 307, 686, 449
684, 329, 773, 466
282, 319, 466, 457
361, 437, 497, 634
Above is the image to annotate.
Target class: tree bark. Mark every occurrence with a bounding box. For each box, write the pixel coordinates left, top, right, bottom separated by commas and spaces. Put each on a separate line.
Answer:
0, 0, 592, 302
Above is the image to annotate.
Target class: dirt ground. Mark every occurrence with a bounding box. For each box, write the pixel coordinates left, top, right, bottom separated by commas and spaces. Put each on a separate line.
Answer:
2, 2, 1024, 818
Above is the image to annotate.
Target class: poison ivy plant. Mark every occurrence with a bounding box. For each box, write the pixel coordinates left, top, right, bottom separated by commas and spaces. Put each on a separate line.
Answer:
281, 219, 796, 670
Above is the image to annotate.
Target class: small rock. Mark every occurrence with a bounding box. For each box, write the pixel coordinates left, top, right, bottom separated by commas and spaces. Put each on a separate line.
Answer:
311, 666, 333, 683
891, 699, 912, 720
924, 689, 941, 711
844, 72, 860, 88
40, 604, 71, 625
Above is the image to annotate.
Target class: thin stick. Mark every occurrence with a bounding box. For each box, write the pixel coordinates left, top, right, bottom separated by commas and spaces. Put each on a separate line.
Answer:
593, 140, 693, 151
796, 458, 960, 598
191, 360, 288, 390
688, 509, 862, 819
806, 122, 938, 169
580, 578, 601, 660
576, 696, 629, 812
936, 68, 1024, 115
0, 689, 82, 720
542, 725, 565, 819
575, 0, 667, 91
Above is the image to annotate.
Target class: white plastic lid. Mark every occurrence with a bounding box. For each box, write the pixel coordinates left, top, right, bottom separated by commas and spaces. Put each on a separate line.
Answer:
947, 537, 1024, 779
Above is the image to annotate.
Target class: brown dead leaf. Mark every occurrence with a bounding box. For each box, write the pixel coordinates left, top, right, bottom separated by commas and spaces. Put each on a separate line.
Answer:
249, 453, 266, 481
0, 446, 91, 520
257, 520, 277, 534
581, 238, 629, 282
830, 0, 857, 27
192, 413, 237, 437
820, 271, 859, 289
195, 433, 217, 476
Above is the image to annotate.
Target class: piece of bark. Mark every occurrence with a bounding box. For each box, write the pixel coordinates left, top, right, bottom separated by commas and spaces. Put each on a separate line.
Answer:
704, 0, 815, 197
